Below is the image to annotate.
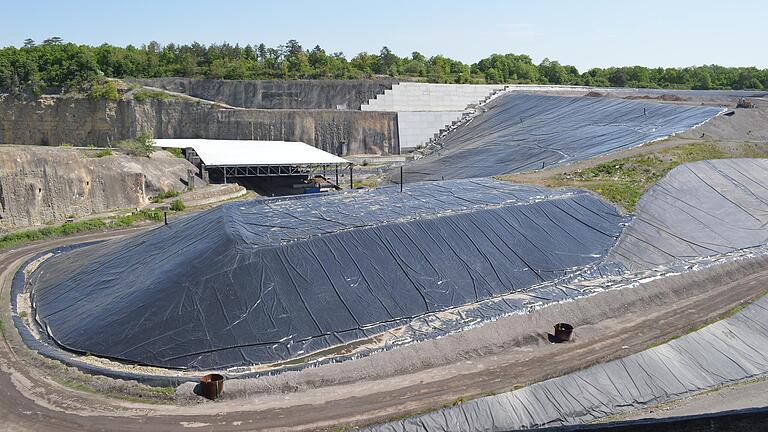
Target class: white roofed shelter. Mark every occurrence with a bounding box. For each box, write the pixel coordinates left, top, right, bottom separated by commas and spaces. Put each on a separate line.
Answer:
154, 139, 351, 184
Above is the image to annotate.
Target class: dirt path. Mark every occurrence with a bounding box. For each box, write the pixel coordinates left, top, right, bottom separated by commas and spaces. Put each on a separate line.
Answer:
2, 231, 768, 431
133, 85, 245, 110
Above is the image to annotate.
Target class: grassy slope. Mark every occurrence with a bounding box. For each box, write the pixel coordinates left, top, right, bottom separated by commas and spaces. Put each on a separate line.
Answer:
0, 210, 164, 250
500, 141, 768, 212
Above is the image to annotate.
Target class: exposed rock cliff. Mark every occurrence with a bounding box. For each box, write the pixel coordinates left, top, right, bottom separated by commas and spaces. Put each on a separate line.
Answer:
0, 145, 196, 230
133, 78, 396, 109
0, 94, 399, 155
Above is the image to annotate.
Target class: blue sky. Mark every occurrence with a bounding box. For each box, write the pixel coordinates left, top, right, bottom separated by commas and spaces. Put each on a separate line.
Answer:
3, 0, 766, 71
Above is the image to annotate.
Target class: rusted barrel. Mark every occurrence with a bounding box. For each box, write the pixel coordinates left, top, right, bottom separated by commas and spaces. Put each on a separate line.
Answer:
554, 323, 574, 342
200, 373, 225, 400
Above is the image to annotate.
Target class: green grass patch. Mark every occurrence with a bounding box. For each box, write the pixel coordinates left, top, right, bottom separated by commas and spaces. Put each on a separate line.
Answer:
93, 148, 113, 158
0, 210, 165, 251
162, 147, 185, 158
111, 210, 164, 227
0, 219, 107, 250
133, 89, 178, 102
150, 190, 181, 203
55, 378, 176, 405
581, 181, 643, 213
519, 142, 768, 212
56, 378, 95, 394
169, 199, 186, 212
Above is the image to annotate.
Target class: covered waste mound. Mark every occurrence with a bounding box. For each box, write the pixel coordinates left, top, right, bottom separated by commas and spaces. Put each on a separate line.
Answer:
30, 179, 626, 370
610, 159, 768, 270
403, 93, 723, 181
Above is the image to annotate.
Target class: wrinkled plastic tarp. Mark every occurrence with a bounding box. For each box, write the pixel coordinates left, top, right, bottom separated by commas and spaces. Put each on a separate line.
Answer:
610, 159, 768, 270
402, 93, 723, 181
30, 179, 625, 370
366, 294, 768, 432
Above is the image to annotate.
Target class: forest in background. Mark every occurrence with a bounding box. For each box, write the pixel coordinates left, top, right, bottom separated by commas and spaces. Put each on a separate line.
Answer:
1, 38, 767, 95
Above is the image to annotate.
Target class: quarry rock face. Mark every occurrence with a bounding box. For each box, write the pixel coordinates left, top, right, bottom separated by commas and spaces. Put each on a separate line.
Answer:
0, 146, 196, 230
0, 93, 399, 155
134, 78, 397, 110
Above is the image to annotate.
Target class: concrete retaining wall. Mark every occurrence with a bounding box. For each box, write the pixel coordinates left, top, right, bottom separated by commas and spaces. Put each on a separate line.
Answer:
396, 111, 463, 149
362, 83, 505, 149
362, 83, 504, 112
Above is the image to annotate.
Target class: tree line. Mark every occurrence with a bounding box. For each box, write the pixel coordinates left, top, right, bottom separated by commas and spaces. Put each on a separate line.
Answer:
1, 38, 766, 95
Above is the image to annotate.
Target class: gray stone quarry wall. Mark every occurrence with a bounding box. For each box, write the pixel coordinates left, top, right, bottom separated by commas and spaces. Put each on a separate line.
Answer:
0, 94, 399, 155
0, 145, 196, 231
133, 78, 397, 110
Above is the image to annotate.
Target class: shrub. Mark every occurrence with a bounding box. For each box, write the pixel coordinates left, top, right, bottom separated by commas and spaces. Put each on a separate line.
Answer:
94, 148, 113, 158
133, 89, 175, 102
170, 199, 185, 211
116, 131, 156, 157
150, 190, 181, 203
89, 80, 120, 101
163, 147, 185, 158
111, 210, 163, 227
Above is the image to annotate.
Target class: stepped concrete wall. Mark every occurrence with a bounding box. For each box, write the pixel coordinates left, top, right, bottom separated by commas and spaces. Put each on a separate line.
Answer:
397, 111, 463, 149
362, 83, 505, 150
361, 83, 504, 112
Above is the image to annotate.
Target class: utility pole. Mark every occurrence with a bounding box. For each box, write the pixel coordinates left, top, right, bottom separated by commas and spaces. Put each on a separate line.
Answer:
400, 166, 403, 193
349, 164, 353, 189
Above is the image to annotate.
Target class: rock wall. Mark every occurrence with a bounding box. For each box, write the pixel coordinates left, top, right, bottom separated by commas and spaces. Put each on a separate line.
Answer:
0, 145, 196, 230
0, 94, 399, 155
133, 78, 397, 110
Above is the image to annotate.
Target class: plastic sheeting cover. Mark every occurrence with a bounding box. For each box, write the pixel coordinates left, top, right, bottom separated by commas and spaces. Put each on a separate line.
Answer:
366, 294, 768, 432
610, 158, 768, 270
29, 179, 625, 370
402, 93, 723, 181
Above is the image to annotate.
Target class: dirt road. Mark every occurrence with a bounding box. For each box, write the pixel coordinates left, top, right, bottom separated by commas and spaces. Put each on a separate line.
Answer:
1, 230, 768, 431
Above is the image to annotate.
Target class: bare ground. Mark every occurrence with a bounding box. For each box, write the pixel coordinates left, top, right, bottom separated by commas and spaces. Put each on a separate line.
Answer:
2, 229, 768, 431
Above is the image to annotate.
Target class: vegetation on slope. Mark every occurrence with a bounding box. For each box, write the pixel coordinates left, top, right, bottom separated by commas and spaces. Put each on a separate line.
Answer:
0, 210, 167, 250
504, 142, 768, 212
1, 38, 767, 95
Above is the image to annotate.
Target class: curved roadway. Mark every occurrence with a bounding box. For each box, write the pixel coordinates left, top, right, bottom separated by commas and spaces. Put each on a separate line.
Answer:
2, 229, 768, 431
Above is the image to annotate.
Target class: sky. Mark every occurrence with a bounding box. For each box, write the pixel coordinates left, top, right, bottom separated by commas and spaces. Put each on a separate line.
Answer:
3, 0, 767, 71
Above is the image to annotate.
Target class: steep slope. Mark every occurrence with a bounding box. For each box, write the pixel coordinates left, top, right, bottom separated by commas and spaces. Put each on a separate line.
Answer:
0, 145, 195, 230
609, 158, 768, 269
402, 93, 723, 181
